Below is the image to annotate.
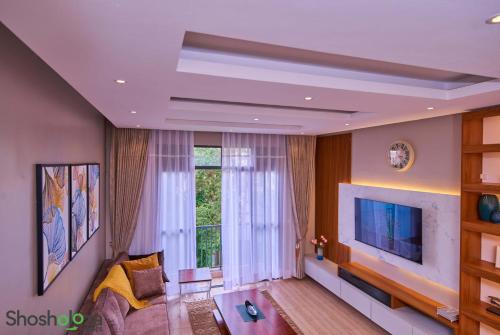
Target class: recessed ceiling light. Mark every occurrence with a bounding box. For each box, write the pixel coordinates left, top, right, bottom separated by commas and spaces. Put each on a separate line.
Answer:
345, 123, 350, 126
486, 14, 500, 24
304, 96, 313, 101
115, 79, 126, 84
130, 110, 137, 114
427, 107, 435, 110
300, 132, 305, 135
253, 117, 259, 121
136, 125, 141, 128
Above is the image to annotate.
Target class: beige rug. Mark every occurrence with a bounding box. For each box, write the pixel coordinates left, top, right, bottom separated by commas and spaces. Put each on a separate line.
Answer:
185, 290, 304, 335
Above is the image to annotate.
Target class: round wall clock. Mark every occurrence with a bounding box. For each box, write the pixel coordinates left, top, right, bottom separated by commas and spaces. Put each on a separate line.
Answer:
388, 141, 415, 172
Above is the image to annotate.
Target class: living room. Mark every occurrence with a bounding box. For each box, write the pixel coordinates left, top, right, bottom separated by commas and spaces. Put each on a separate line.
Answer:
1, 2, 500, 335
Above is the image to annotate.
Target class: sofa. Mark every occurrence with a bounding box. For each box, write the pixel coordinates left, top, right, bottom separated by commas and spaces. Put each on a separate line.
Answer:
73, 253, 170, 335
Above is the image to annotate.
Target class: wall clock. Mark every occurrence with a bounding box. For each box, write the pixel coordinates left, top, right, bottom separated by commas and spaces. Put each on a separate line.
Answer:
388, 141, 415, 172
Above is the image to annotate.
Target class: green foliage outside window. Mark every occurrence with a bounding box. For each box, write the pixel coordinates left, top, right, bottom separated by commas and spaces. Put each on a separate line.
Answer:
194, 147, 222, 268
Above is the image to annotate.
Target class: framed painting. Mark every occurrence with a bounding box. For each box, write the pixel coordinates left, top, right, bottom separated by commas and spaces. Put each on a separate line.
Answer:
70, 164, 88, 258
87, 163, 100, 238
36, 164, 71, 295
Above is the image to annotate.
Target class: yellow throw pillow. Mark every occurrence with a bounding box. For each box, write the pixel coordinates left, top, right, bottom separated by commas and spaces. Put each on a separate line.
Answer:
121, 253, 160, 289
93, 265, 150, 310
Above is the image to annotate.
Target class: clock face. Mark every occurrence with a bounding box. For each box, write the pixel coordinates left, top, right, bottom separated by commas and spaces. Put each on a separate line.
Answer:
388, 141, 415, 171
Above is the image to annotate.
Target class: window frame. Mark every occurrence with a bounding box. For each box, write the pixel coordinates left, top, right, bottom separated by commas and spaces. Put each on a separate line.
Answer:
194, 145, 222, 170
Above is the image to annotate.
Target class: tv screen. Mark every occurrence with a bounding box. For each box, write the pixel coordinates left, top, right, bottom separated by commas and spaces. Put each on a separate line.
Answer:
355, 198, 422, 264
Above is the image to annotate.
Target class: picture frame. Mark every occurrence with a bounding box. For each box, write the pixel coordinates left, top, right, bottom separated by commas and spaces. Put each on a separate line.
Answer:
36, 164, 71, 295
37, 162, 101, 295
70, 164, 89, 259
87, 163, 100, 239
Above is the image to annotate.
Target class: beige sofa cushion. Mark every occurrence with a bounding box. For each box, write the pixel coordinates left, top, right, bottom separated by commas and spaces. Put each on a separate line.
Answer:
124, 304, 169, 335
131, 266, 165, 299
94, 288, 125, 335
114, 292, 130, 318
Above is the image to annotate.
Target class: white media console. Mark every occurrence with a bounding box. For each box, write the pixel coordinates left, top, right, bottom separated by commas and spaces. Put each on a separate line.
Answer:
305, 255, 453, 335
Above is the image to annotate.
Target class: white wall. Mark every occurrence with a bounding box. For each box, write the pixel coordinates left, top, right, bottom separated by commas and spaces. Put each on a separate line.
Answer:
339, 184, 460, 291
0, 25, 106, 335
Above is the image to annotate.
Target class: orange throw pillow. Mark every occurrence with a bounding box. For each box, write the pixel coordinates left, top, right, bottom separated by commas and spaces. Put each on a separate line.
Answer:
121, 253, 160, 289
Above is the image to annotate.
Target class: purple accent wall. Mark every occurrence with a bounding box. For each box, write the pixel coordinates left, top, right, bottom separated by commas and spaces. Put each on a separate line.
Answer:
0, 24, 106, 334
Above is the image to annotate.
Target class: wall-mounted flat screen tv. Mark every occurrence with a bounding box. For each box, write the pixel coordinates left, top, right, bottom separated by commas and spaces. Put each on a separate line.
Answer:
355, 198, 422, 264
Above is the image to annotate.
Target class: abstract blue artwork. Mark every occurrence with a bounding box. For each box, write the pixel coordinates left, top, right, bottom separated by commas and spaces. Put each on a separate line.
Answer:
87, 164, 100, 238
71, 164, 88, 258
36, 164, 70, 295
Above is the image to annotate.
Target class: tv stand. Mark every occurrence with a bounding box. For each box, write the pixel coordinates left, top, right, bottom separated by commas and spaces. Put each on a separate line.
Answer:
339, 262, 458, 334
304, 255, 457, 335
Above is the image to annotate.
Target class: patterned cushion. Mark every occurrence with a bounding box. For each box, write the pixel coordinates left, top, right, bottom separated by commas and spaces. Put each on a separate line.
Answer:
131, 266, 165, 300
129, 251, 169, 282
94, 288, 125, 335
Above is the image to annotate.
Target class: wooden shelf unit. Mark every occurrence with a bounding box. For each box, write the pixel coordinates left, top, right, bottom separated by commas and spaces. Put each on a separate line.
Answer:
462, 183, 500, 194
463, 220, 500, 236
462, 260, 500, 283
461, 301, 500, 331
460, 105, 500, 335
463, 144, 500, 153
339, 262, 459, 333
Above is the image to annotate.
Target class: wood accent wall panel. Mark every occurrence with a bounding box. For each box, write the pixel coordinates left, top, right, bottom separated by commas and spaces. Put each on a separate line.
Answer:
315, 133, 352, 263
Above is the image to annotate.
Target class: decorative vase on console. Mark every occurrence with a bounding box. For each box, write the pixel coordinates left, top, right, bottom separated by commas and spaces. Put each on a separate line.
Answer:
478, 194, 499, 222
311, 235, 328, 261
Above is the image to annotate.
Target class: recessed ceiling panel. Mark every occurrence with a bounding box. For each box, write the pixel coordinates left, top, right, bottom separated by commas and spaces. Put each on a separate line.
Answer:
170, 97, 358, 115
181, 31, 495, 91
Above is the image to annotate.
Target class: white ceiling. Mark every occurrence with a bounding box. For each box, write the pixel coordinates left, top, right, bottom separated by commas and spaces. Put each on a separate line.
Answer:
1, 0, 500, 135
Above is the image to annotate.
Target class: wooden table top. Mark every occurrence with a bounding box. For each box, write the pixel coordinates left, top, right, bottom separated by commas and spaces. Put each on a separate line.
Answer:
213, 289, 296, 335
178, 267, 212, 284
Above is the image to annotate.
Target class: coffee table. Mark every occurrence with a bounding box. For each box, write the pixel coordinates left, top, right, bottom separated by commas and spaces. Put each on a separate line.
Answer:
213, 289, 297, 335
178, 267, 212, 299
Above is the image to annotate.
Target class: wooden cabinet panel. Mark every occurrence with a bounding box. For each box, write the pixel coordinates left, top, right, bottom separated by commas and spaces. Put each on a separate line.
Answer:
315, 133, 351, 262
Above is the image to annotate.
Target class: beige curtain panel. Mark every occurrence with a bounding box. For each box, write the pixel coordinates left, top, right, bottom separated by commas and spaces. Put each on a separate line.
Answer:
287, 135, 316, 279
108, 125, 150, 256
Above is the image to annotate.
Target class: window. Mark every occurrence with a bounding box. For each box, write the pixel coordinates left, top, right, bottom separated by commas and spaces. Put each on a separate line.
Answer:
194, 146, 222, 268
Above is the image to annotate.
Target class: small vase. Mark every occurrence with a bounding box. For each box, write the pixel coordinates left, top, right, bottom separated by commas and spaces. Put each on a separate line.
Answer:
316, 246, 324, 261
491, 211, 500, 224
478, 194, 499, 221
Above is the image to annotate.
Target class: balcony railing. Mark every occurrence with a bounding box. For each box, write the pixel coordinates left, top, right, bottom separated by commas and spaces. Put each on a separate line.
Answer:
196, 224, 221, 268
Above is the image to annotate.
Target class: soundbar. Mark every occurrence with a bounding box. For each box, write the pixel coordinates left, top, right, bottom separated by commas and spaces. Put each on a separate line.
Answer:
339, 267, 392, 307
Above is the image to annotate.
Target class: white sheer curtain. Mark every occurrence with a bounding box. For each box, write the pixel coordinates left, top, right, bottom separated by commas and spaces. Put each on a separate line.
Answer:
129, 130, 196, 295
221, 133, 295, 289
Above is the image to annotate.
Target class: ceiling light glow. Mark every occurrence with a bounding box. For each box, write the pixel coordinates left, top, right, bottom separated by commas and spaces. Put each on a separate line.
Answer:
136, 125, 141, 128
115, 79, 126, 84
486, 14, 500, 24
304, 96, 313, 101
253, 118, 259, 121
345, 123, 350, 126
131, 110, 137, 114
427, 107, 435, 110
